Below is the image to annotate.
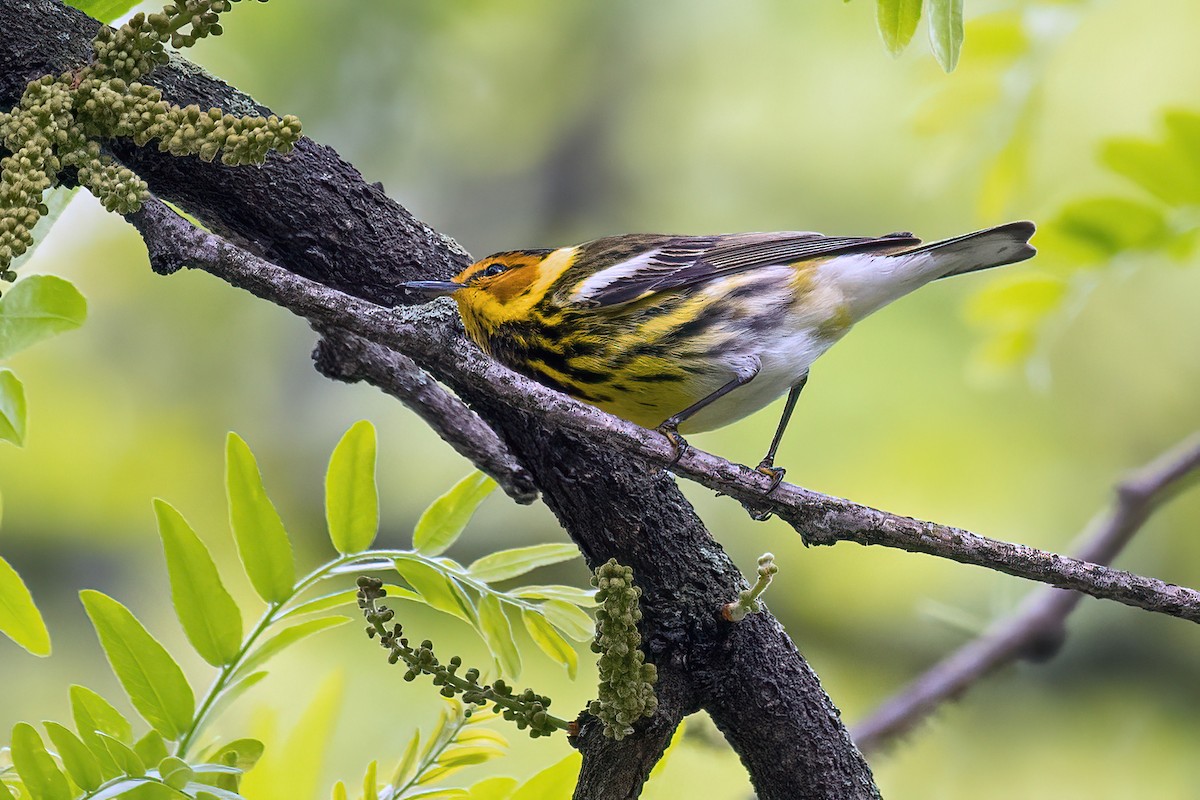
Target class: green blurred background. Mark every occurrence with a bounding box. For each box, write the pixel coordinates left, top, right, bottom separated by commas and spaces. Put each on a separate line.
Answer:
3, 0, 1200, 797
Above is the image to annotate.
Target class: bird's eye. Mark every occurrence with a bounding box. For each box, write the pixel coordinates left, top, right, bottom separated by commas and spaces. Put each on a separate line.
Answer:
479, 263, 508, 278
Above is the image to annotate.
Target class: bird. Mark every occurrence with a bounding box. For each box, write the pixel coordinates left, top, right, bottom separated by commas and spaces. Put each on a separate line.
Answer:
403, 221, 1036, 491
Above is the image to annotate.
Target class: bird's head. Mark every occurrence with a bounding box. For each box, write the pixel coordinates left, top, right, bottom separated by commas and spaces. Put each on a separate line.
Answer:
402, 248, 568, 341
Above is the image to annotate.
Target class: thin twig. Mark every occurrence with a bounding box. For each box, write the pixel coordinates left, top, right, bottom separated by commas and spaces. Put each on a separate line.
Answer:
127, 198, 1200, 625
852, 432, 1200, 754
312, 327, 537, 504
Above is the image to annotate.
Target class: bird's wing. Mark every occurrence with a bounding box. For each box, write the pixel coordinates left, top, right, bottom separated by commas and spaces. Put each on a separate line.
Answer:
567, 231, 921, 308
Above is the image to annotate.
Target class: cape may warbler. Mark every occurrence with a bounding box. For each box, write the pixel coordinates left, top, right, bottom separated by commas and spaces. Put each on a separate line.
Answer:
404, 222, 1036, 486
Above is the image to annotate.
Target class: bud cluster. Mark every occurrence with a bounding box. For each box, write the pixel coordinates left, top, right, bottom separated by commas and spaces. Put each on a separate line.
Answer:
0, 0, 301, 273
588, 559, 658, 740
357, 576, 566, 739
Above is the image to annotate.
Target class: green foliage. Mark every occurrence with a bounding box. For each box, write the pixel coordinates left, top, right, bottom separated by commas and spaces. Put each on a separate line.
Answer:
325, 420, 379, 555
0, 422, 594, 798
0, 0, 302, 274
225, 432, 295, 604
413, 471, 496, 557
587, 560, 657, 741
336, 702, 510, 799
0, 550, 50, 656
871, 0, 964, 71
969, 107, 1200, 374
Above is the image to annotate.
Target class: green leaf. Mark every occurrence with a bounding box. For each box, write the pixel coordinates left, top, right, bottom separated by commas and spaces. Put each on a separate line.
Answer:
205, 671, 269, 725
65, 0, 142, 24
85, 778, 158, 800
134, 731, 169, 767
521, 610, 578, 679
537, 600, 594, 642
96, 732, 146, 777
325, 421, 379, 555
466, 776, 518, 800
206, 739, 265, 775
44, 721, 103, 791
509, 585, 596, 606
477, 595, 520, 679
393, 558, 477, 625
0, 275, 87, 361
238, 673, 342, 799
331, 781, 348, 800
413, 471, 496, 556
0, 778, 14, 799
280, 585, 420, 620
155, 499, 244, 667
927, 0, 963, 72
231, 616, 350, 681
11, 723, 71, 800
0, 370, 27, 447
391, 727, 422, 789
0, 553, 50, 655
225, 433, 295, 604
1054, 196, 1169, 257
1102, 113, 1200, 207
70, 685, 132, 778
361, 760, 378, 799
508, 752, 581, 800
9, 188, 79, 272
158, 756, 194, 790
965, 273, 1068, 330
466, 544, 579, 584
79, 590, 195, 740
876, 0, 922, 56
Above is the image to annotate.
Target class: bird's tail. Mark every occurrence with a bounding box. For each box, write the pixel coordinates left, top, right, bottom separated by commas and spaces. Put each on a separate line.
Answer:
827, 221, 1036, 320
904, 220, 1037, 280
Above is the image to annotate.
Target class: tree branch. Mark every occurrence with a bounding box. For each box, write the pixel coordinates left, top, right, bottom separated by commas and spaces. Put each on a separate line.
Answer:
310, 328, 538, 504
127, 197, 1200, 627
852, 432, 1200, 753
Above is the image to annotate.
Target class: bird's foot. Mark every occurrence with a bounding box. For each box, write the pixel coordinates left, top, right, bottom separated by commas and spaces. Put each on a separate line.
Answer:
655, 421, 690, 467
755, 459, 787, 494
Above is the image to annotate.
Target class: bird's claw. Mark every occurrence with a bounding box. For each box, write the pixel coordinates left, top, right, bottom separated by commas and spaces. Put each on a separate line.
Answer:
755, 460, 786, 494
655, 423, 690, 467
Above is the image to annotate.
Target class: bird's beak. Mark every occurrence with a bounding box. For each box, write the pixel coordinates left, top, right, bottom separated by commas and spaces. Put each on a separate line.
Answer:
402, 280, 464, 300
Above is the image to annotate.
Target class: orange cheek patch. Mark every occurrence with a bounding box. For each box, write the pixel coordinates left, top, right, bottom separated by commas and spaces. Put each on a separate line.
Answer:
486, 269, 537, 304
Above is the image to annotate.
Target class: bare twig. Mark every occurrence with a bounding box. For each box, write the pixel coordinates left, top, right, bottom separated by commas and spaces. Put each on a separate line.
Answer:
852, 432, 1200, 754
126, 197, 1200, 626
312, 328, 538, 503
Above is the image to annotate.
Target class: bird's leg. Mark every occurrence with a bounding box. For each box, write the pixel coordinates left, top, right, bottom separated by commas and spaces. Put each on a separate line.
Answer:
755, 374, 808, 493
656, 366, 759, 466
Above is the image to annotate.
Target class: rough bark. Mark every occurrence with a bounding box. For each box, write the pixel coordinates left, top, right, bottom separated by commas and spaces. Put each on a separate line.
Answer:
0, 2, 880, 797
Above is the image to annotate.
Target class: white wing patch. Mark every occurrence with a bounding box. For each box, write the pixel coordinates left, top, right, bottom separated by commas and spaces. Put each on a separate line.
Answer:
568, 248, 664, 305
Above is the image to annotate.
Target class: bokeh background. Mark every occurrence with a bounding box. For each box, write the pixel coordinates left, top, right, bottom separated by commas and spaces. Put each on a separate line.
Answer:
3, 0, 1200, 797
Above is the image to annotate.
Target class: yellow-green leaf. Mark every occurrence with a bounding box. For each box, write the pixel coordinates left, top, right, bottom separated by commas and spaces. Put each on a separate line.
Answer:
361, 759, 378, 800
158, 756, 194, 790
477, 594, 520, 679
70, 685, 132, 778
134, 730, 168, 766
1054, 196, 1169, 257
0, 275, 87, 361
508, 752, 580, 800
225, 433, 295, 604
66, 0, 143, 24
538, 600, 594, 642
231, 616, 350, 681
44, 721, 103, 791
0, 552, 50, 655
155, 499, 243, 667
393, 557, 477, 625
413, 471, 496, 556
95, 732, 146, 777
0, 370, 27, 446
466, 776, 518, 800
965, 273, 1067, 330
11, 723, 71, 800
325, 421, 379, 555
79, 590, 195, 740
522, 610, 578, 679
876, 0, 923, 56
927, 0, 963, 72
467, 544, 579, 584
